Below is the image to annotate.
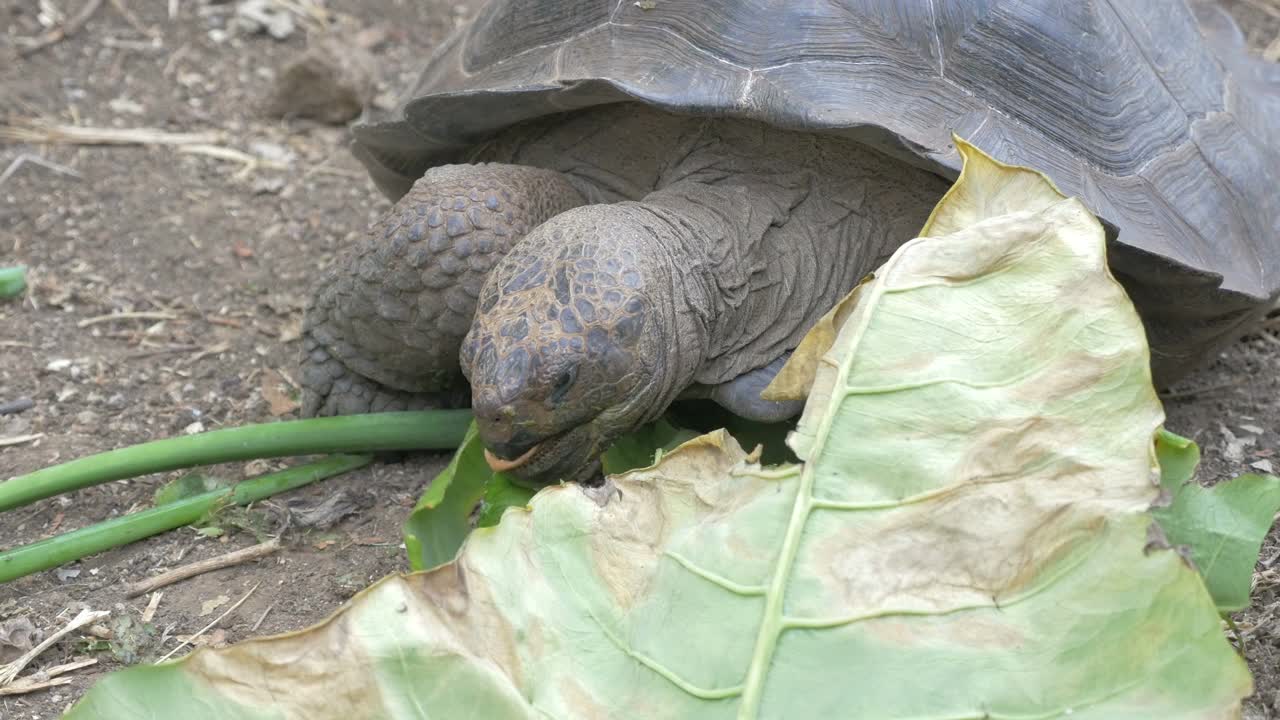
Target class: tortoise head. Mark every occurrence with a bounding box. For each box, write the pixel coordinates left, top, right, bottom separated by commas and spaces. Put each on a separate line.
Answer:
460, 214, 665, 484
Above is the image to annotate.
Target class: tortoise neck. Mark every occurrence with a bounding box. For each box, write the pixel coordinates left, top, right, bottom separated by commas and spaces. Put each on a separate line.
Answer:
632, 179, 854, 388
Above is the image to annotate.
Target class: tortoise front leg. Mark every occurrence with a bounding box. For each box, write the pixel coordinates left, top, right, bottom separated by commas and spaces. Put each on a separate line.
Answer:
704, 353, 805, 422
301, 163, 587, 416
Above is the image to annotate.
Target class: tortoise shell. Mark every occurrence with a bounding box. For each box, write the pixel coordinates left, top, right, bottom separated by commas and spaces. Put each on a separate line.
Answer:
350, 0, 1280, 381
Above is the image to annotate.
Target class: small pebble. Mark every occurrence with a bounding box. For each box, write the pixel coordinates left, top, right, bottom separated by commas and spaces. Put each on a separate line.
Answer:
249, 141, 296, 166
0, 397, 34, 415
235, 0, 295, 39
108, 97, 146, 116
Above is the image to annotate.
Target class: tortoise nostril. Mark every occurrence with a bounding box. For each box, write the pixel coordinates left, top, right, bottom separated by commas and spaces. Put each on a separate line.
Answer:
480, 403, 517, 428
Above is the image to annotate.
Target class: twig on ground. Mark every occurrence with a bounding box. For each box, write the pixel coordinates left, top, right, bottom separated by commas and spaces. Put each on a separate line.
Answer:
16, 0, 106, 57
301, 155, 365, 180
141, 592, 163, 623
0, 154, 82, 187
125, 540, 281, 598
163, 41, 191, 77
2, 121, 356, 181
77, 311, 180, 328
250, 603, 275, 633
109, 0, 160, 38
0, 121, 223, 147
0, 659, 98, 697
186, 341, 231, 364
181, 144, 362, 180
101, 36, 163, 52
0, 608, 109, 686
179, 146, 273, 166
0, 434, 44, 448
156, 584, 259, 663
0, 675, 73, 696
125, 344, 204, 359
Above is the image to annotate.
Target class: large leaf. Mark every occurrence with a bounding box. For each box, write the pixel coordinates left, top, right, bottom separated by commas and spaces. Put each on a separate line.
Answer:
598, 418, 702, 476
1153, 429, 1280, 613
67, 143, 1252, 719
407, 418, 702, 570
764, 136, 1069, 403
402, 423, 494, 571
477, 471, 538, 528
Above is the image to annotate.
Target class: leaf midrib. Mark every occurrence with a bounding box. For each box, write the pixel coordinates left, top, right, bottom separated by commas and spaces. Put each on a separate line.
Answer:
734, 240, 909, 719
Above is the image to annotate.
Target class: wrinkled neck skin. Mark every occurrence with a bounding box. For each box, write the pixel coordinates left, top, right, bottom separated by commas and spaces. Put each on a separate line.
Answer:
464, 112, 948, 484
612, 177, 824, 420
616, 205, 723, 426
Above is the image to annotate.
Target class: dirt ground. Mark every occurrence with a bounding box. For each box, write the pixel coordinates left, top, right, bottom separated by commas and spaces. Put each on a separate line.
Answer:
0, 1, 1277, 718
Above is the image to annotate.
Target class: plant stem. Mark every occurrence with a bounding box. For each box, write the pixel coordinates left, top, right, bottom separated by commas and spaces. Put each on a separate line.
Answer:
0, 455, 372, 584
0, 410, 471, 512
0, 265, 26, 299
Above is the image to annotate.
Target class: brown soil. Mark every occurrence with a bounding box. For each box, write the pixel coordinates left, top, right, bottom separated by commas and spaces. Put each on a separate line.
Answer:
0, 2, 1277, 718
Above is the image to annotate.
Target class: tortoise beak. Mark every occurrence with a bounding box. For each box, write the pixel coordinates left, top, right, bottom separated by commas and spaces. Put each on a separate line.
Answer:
484, 444, 541, 472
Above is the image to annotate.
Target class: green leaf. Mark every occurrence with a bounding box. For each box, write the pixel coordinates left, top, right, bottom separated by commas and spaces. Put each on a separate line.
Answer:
599, 418, 700, 475
0, 265, 26, 300
153, 472, 229, 507
1153, 429, 1280, 613
410, 418, 699, 562
402, 423, 493, 571
477, 472, 536, 528
65, 143, 1252, 719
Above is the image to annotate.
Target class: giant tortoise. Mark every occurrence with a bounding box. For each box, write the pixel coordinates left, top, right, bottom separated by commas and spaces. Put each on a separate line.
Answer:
300, 0, 1280, 485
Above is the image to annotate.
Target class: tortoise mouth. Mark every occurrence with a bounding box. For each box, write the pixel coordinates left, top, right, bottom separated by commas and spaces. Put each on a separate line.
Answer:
484, 443, 541, 472
479, 425, 599, 485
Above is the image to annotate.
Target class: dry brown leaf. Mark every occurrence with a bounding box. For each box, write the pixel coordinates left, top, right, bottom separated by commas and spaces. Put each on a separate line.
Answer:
199, 595, 230, 618
260, 369, 300, 416
0, 618, 39, 664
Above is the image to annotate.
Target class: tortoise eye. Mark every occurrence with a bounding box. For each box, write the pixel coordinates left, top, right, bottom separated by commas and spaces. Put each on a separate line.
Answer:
549, 367, 577, 404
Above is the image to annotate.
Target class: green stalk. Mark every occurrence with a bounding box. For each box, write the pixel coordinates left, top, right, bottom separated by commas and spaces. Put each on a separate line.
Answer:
0, 411, 471, 513
0, 265, 26, 299
0, 455, 372, 584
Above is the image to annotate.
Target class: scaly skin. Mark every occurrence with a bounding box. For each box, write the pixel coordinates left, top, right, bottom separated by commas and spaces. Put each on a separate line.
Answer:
462, 165, 944, 484
461, 202, 700, 483
303, 106, 948, 483
301, 163, 586, 416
